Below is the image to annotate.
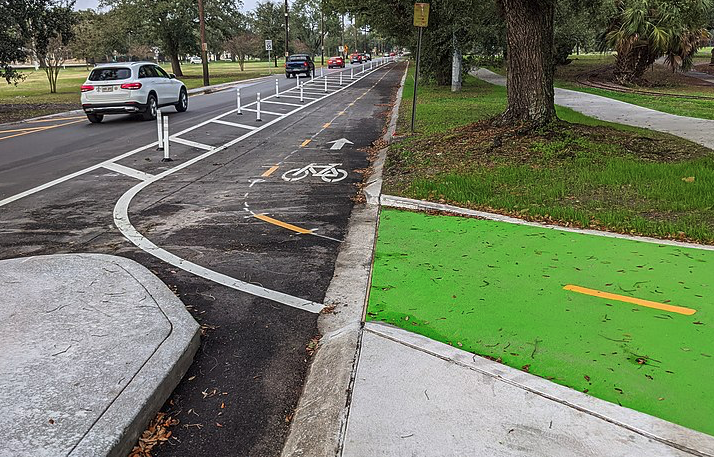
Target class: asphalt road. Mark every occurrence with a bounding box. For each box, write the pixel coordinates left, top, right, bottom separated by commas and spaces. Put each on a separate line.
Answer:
0, 59, 405, 456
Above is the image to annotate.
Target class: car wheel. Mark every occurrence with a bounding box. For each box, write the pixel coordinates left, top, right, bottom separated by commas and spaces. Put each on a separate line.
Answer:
86, 113, 103, 124
142, 94, 158, 121
175, 88, 188, 112
286, 73, 291, 78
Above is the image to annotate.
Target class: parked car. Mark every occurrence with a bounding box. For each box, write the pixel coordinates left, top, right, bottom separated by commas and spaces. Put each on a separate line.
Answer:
327, 56, 345, 68
285, 54, 315, 78
364, 53, 372, 61
350, 53, 362, 64
188, 56, 202, 64
80, 62, 188, 123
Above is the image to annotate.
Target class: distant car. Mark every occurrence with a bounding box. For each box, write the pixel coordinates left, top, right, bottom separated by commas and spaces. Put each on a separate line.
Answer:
389, 52, 396, 57
327, 56, 345, 68
350, 53, 362, 64
80, 62, 188, 123
364, 53, 372, 61
285, 54, 315, 78
188, 56, 202, 64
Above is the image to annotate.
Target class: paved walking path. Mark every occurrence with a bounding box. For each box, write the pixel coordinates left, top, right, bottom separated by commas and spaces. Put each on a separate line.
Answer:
0, 254, 199, 457
343, 322, 713, 457
474, 68, 714, 149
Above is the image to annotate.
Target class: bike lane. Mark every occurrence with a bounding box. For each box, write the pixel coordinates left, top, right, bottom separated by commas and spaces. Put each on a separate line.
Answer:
126, 63, 404, 456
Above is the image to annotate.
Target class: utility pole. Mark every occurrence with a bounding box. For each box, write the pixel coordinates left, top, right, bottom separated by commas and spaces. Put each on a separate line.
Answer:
341, 14, 345, 59
284, 0, 289, 60
198, 0, 209, 86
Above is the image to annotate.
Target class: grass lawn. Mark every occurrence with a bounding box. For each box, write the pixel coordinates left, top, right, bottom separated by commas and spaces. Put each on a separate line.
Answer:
368, 208, 714, 435
0, 60, 301, 123
388, 69, 714, 244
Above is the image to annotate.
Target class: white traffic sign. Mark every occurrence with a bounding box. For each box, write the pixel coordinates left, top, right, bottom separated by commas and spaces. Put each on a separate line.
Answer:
265, 40, 273, 51
327, 138, 354, 150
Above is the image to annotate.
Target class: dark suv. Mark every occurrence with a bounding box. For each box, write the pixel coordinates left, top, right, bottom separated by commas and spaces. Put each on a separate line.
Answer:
285, 54, 315, 78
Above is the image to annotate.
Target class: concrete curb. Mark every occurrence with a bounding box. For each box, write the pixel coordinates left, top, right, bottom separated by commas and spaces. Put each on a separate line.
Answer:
280, 61, 409, 457
0, 253, 200, 457
363, 321, 714, 457
71, 254, 201, 457
380, 195, 714, 251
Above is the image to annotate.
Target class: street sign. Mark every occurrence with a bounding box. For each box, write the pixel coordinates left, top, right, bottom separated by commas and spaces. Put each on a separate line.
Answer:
339, 45, 344, 53
344, 45, 349, 54
414, 3, 430, 28
265, 40, 273, 51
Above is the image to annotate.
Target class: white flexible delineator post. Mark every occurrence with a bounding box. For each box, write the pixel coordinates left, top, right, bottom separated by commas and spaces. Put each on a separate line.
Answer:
300, 83, 304, 102
156, 109, 163, 151
161, 115, 172, 162
275, 78, 280, 98
256, 92, 262, 122
324, 76, 328, 93
340, 72, 343, 86
237, 88, 242, 115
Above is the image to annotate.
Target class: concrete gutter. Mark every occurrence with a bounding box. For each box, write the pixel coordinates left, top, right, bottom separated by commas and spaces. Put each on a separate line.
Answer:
280, 61, 409, 457
0, 254, 200, 457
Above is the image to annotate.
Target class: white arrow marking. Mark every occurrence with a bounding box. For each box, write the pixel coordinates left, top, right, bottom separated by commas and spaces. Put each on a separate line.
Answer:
328, 138, 354, 150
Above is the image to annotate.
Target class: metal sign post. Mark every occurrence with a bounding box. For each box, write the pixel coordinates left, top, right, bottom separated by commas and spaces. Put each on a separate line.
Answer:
411, 3, 430, 133
265, 40, 273, 74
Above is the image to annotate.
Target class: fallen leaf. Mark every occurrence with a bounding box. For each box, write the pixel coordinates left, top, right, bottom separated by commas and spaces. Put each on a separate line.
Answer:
682, 176, 695, 183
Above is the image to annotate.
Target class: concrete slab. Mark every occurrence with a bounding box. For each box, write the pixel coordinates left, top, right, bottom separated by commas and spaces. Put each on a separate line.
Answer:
473, 68, 714, 149
0, 254, 200, 457
343, 322, 714, 457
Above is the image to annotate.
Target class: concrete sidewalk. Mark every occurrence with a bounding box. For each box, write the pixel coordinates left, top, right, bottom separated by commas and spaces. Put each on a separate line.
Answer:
342, 322, 714, 457
473, 68, 714, 149
0, 254, 199, 457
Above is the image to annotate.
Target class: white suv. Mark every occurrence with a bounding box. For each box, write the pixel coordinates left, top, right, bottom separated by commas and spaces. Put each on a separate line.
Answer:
80, 62, 188, 123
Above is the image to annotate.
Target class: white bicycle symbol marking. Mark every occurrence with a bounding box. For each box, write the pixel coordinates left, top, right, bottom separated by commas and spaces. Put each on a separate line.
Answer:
281, 163, 348, 183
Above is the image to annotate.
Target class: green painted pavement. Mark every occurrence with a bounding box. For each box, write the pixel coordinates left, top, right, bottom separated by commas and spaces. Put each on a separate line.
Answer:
368, 208, 714, 435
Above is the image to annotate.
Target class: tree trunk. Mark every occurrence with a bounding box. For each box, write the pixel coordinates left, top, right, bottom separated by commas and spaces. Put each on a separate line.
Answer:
451, 32, 462, 92
170, 54, 183, 77
710, 47, 714, 66
499, 0, 557, 126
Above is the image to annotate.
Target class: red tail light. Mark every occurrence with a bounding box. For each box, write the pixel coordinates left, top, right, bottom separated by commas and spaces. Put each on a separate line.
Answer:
303, 62, 308, 67
120, 82, 142, 90
81, 85, 94, 92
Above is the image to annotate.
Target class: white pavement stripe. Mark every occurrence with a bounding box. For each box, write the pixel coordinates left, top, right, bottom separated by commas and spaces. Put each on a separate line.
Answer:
170, 137, 214, 151
262, 100, 303, 107
114, 187, 324, 314
102, 162, 155, 181
240, 108, 286, 116
279, 94, 318, 100
211, 119, 257, 130
0, 142, 158, 208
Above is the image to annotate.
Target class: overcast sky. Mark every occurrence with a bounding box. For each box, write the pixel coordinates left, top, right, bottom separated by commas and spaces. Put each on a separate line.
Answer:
74, 0, 261, 12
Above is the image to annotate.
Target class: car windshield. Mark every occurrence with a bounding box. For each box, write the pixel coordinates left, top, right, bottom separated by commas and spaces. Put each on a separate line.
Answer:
89, 68, 131, 81
288, 55, 309, 61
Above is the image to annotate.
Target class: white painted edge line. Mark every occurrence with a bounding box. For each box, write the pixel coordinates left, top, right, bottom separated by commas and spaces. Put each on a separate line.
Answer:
210, 119, 257, 130
365, 321, 714, 457
113, 63, 396, 314
170, 137, 213, 151
381, 194, 714, 251
0, 142, 158, 208
102, 162, 155, 181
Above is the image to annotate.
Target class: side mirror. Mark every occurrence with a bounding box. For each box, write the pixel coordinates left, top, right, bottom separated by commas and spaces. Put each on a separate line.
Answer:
169, 73, 176, 79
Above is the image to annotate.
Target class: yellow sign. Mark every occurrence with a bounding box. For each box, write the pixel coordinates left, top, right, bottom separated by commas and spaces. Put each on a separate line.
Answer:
413, 3, 430, 27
